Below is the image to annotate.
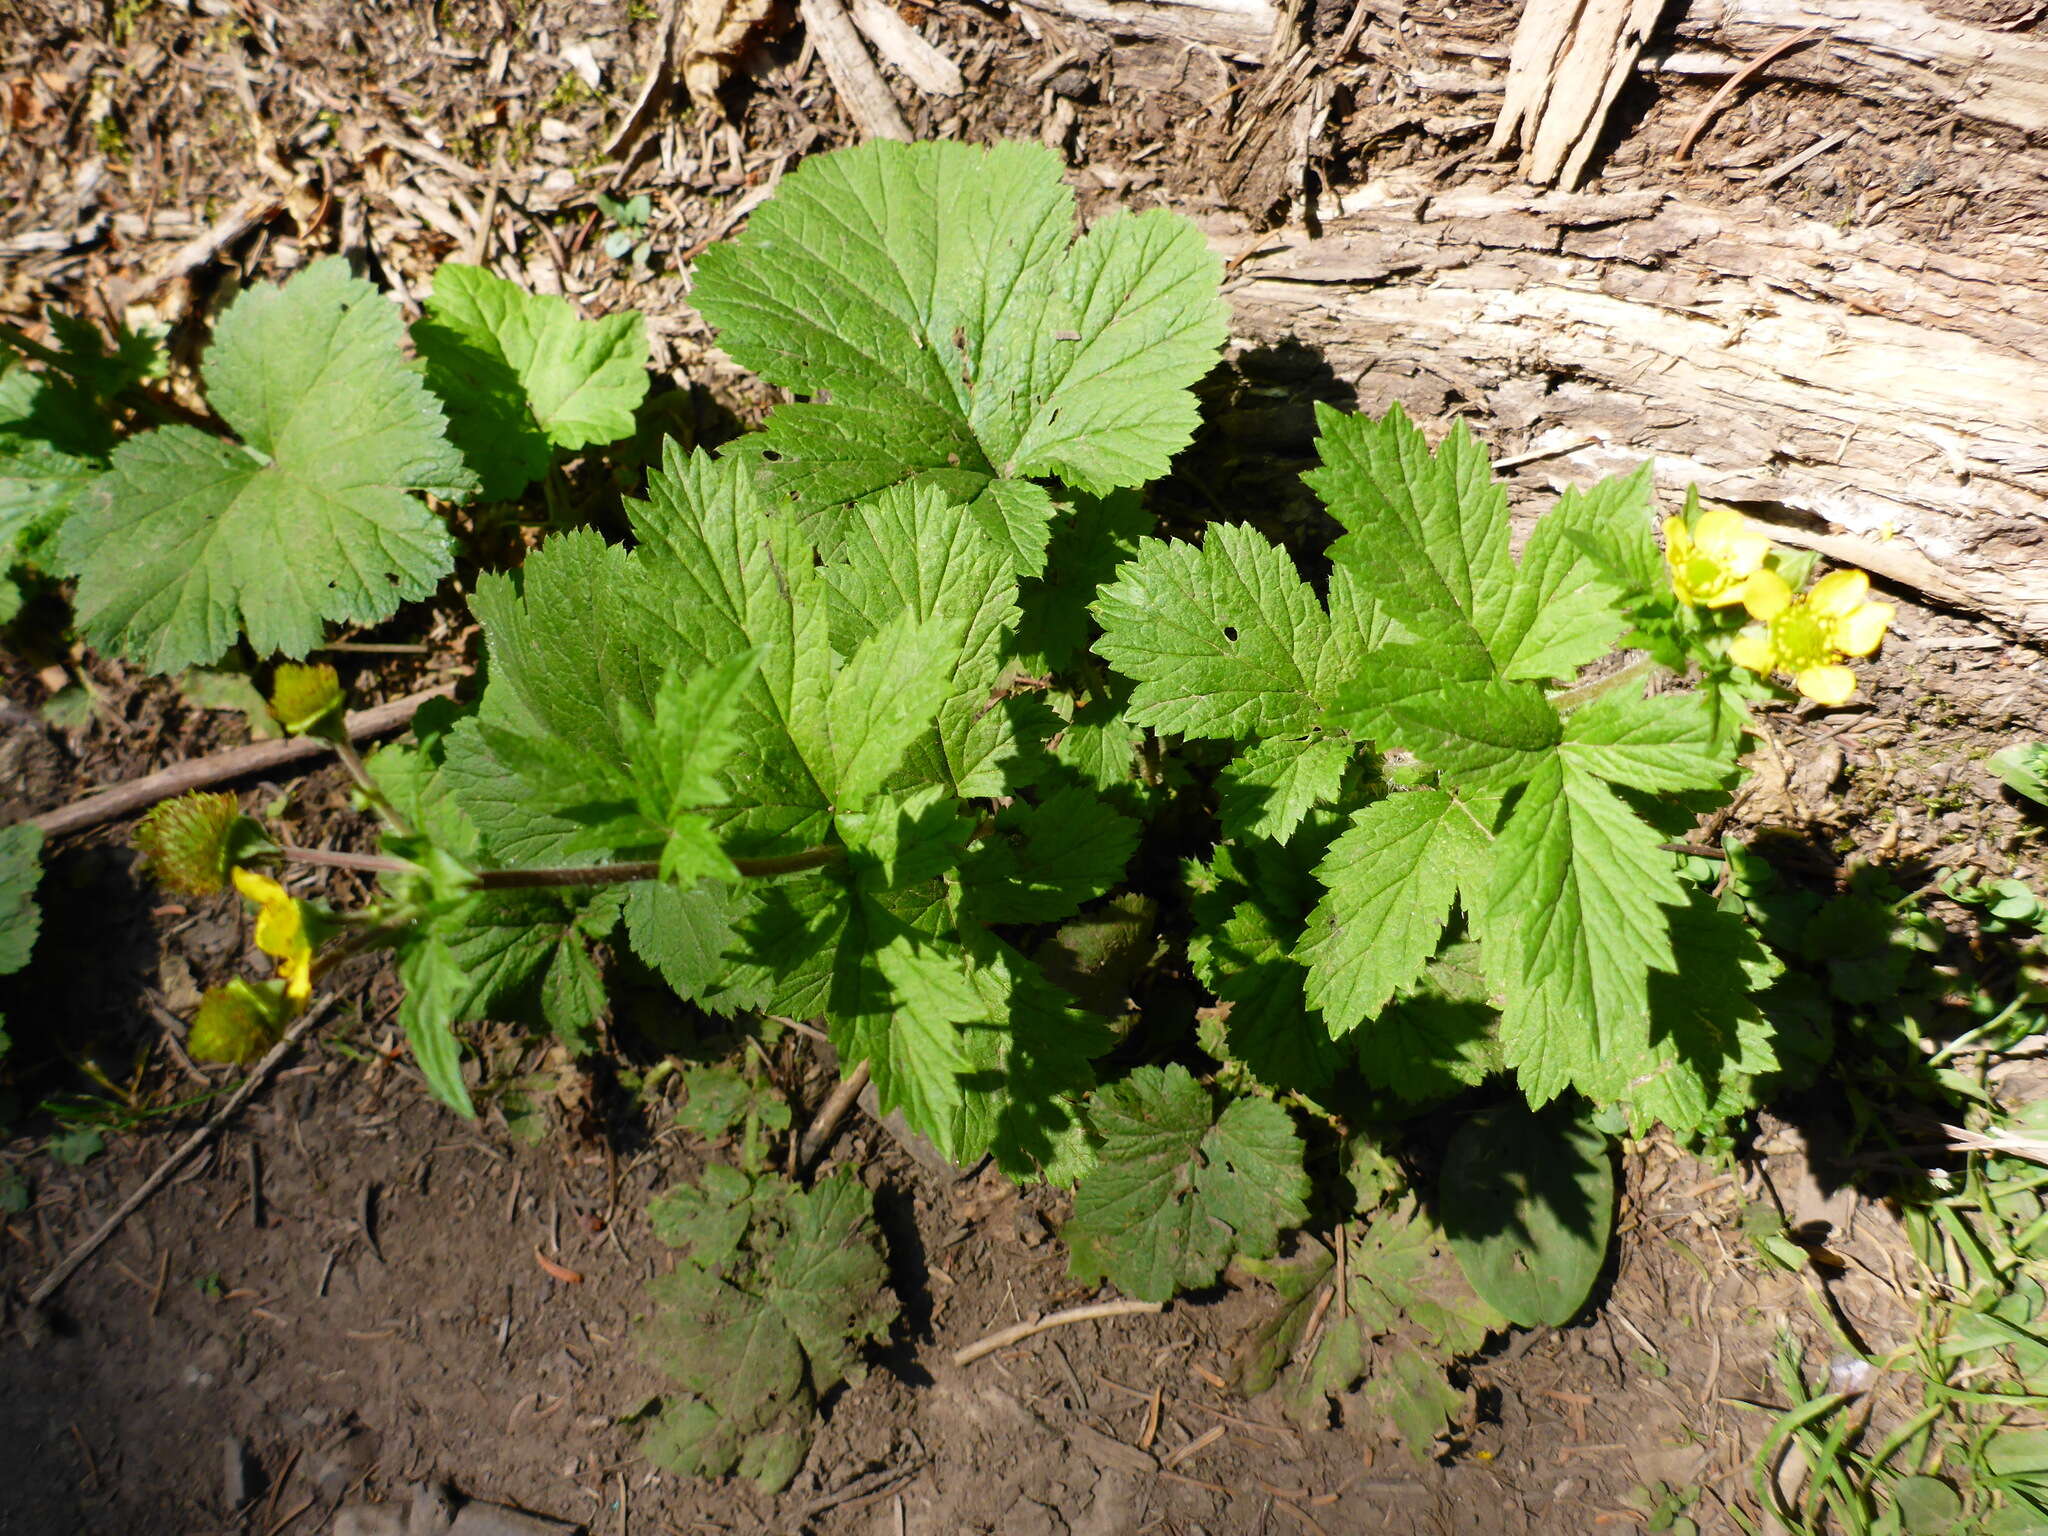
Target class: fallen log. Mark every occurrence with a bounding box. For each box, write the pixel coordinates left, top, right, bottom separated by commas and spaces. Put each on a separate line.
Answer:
1221, 184, 2048, 632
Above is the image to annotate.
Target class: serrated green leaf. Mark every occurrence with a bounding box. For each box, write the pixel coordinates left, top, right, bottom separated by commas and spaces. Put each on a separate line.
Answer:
1301, 791, 1490, 1034
1441, 1107, 1614, 1327
420, 887, 615, 1047
1216, 735, 1352, 843
828, 612, 956, 805
1064, 1064, 1307, 1302
1306, 402, 1510, 666
624, 879, 776, 1015
1344, 1195, 1505, 1358
1093, 523, 1330, 739
1362, 944, 1502, 1103
692, 140, 1225, 514
1478, 756, 1686, 1106
415, 263, 648, 499
1561, 683, 1732, 793
1380, 677, 1561, 793
61, 258, 475, 670
0, 823, 42, 976
1488, 467, 1648, 681
821, 481, 1037, 800
961, 787, 1138, 924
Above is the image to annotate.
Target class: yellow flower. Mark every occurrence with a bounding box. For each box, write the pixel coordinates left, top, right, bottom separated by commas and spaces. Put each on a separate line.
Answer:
231, 866, 315, 1008
1728, 568, 1894, 706
1665, 507, 1773, 608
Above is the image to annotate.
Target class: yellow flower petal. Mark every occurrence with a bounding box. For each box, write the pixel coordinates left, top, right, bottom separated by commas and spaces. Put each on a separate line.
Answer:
231, 866, 314, 1008
1834, 601, 1893, 658
1807, 569, 1870, 617
1727, 629, 1776, 675
1795, 665, 1858, 706
1694, 508, 1771, 574
1741, 569, 1793, 621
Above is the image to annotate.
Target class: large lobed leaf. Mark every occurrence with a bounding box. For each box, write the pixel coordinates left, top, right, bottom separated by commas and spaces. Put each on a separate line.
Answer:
641, 1167, 896, 1491
692, 139, 1226, 571
61, 258, 476, 670
1064, 1063, 1307, 1301
414, 263, 648, 500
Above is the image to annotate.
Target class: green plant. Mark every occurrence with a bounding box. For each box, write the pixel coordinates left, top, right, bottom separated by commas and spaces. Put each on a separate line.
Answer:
0, 824, 43, 1067
640, 1069, 895, 1492
92, 138, 1931, 1488
34, 257, 644, 669
594, 192, 654, 267
0, 314, 163, 622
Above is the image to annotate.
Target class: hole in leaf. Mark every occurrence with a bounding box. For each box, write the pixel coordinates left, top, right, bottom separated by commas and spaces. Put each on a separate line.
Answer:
1222, 626, 1238, 643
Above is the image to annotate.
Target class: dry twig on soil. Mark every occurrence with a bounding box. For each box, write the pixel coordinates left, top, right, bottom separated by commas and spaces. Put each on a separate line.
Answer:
29, 683, 456, 839
952, 1298, 1166, 1366
25, 997, 339, 1311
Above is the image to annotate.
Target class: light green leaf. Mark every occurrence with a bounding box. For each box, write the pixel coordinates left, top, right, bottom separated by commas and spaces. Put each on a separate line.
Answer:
821, 481, 1036, 800
61, 258, 475, 670
1093, 523, 1329, 739
1478, 756, 1687, 1105
415, 262, 649, 499
1990, 743, 2048, 809
1301, 791, 1490, 1034
1216, 735, 1352, 843
828, 612, 956, 804
1064, 1064, 1308, 1302
692, 139, 1224, 512
1561, 683, 1732, 793
396, 938, 476, 1116
1488, 467, 1648, 681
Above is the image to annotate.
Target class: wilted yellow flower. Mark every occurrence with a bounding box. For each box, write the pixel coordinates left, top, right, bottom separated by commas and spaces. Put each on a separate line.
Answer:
1665, 507, 1773, 608
1728, 568, 1894, 706
188, 979, 289, 1065
231, 866, 315, 1008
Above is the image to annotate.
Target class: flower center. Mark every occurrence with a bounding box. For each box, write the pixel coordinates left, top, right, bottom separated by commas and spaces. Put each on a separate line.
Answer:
1682, 553, 1733, 598
1769, 604, 1831, 672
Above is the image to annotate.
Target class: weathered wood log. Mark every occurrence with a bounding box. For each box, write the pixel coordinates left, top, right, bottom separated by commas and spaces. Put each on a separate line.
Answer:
1011, 0, 1277, 58
1221, 185, 2048, 631
1668, 0, 2048, 140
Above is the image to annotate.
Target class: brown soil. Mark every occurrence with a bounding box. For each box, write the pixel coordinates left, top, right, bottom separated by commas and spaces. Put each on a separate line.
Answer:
5, 1, 2048, 1533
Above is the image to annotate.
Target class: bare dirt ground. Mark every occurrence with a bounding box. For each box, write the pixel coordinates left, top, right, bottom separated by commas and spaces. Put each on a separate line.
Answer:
4, 1, 2048, 1533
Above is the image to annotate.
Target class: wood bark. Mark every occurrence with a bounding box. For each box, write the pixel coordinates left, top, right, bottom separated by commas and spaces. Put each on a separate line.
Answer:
1220, 185, 2048, 631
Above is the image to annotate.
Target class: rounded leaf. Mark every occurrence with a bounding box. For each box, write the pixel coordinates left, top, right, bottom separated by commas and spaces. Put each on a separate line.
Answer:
1441, 1106, 1614, 1328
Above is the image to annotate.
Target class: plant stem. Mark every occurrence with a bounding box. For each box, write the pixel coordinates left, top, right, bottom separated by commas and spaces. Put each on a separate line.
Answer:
324, 732, 414, 838
277, 843, 845, 886
1546, 654, 1659, 713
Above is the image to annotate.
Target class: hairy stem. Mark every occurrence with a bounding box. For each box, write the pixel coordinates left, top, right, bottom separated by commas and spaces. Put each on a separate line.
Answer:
325, 732, 414, 838
277, 842, 845, 886
1546, 654, 1660, 714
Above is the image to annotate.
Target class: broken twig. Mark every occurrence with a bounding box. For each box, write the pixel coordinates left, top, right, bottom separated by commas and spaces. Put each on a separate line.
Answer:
30, 683, 456, 839
952, 1299, 1165, 1366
